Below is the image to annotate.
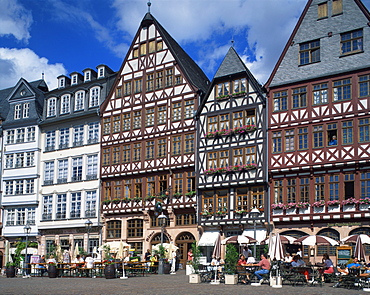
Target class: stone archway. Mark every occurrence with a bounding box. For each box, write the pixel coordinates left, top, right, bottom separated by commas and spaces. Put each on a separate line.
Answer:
175, 232, 195, 267
150, 232, 169, 247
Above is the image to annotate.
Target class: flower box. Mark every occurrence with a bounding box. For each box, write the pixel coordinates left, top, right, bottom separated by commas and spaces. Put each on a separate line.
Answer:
328, 205, 340, 212
343, 204, 356, 212
298, 207, 310, 214
286, 208, 296, 215
273, 209, 284, 215
313, 206, 325, 214
359, 204, 370, 211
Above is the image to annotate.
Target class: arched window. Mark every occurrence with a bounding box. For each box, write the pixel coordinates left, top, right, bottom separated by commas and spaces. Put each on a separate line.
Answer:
317, 228, 340, 256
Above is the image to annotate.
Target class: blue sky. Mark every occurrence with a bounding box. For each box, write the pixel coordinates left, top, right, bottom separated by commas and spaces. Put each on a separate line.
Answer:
1, 0, 370, 90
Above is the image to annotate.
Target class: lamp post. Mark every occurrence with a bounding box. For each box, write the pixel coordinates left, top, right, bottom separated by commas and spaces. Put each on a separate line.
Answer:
85, 219, 93, 254
23, 223, 31, 278
249, 207, 260, 258
157, 212, 167, 275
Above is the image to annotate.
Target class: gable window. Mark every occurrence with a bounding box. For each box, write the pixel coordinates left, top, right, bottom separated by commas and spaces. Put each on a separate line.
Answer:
133, 48, 139, 58
313, 83, 328, 105
47, 98, 56, 117
75, 91, 85, 111
23, 103, 30, 118
165, 68, 173, 87
140, 43, 146, 56
116, 87, 122, 98
89, 87, 100, 107
134, 79, 142, 93
341, 29, 363, 55
175, 75, 182, 85
300, 40, 320, 65
61, 95, 70, 114
14, 104, 21, 120
149, 40, 156, 53
332, 0, 342, 16
333, 78, 351, 101
273, 91, 287, 111
217, 82, 230, 97
124, 81, 131, 95
292, 87, 307, 108
157, 40, 163, 51
318, 2, 328, 19
233, 78, 247, 94
133, 111, 141, 129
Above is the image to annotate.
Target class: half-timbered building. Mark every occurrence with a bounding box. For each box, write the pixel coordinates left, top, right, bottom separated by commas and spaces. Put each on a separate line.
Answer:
196, 47, 268, 260
265, 0, 370, 261
100, 12, 209, 266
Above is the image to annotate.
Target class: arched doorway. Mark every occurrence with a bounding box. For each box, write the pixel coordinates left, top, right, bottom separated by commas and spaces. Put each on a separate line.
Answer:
317, 228, 340, 257
281, 230, 307, 256
150, 233, 169, 247
175, 232, 195, 267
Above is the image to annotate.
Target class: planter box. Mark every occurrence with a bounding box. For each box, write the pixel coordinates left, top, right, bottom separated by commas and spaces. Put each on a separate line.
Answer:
298, 207, 310, 214
313, 206, 325, 214
343, 204, 356, 212
359, 204, 370, 211
272, 209, 284, 215
286, 208, 296, 215
186, 264, 194, 275
189, 273, 200, 284
328, 205, 340, 212
224, 274, 238, 285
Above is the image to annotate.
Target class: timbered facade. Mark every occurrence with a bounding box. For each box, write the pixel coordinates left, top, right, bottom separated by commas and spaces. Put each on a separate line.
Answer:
100, 13, 209, 265
196, 47, 268, 259
265, 0, 370, 260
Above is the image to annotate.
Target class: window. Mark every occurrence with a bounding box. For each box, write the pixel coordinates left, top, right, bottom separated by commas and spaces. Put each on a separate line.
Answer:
16, 128, 25, 143
208, 151, 217, 169
122, 113, 131, 131
56, 194, 67, 219
313, 125, 324, 148
173, 173, 183, 194
342, 120, 353, 144
313, 83, 328, 105
184, 100, 194, 119
233, 111, 243, 128
124, 81, 131, 96
15, 180, 24, 194
208, 116, 218, 132
292, 87, 307, 108
133, 48, 139, 58
72, 75, 77, 85
156, 71, 163, 89
5, 154, 13, 168
116, 87, 122, 98
72, 157, 83, 182
184, 134, 194, 154
25, 179, 34, 194
172, 136, 181, 155
90, 87, 100, 107
298, 127, 308, 150
98, 67, 104, 78
112, 147, 120, 164
175, 75, 182, 85
359, 75, 370, 97
318, 2, 328, 19
6, 209, 15, 226
75, 91, 85, 111
273, 91, 287, 111
332, 0, 342, 15
176, 213, 196, 226
216, 190, 228, 213
5, 181, 13, 195
6, 130, 14, 144
158, 139, 166, 158
217, 82, 230, 97
87, 154, 98, 179
157, 40, 163, 51
285, 129, 295, 151
14, 104, 21, 119
341, 29, 363, 55
103, 118, 111, 134
233, 78, 247, 94
359, 118, 370, 142
172, 102, 181, 121
59, 128, 69, 149
47, 98, 56, 117
202, 191, 214, 213
133, 111, 141, 129
102, 148, 110, 166
43, 195, 53, 220
361, 172, 370, 198
134, 178, 142, 198
287, 179, 296, 203
127, 219, 143, 237
107, 220, 122, 238
147, 176, 155, 196
44, 161, 54, 185
61, 95, 70, 114
133, 143, 141, 162
274, 180, 283, 204
73, 125, 84, 147
300, 40, 320, 65
329, 175, 339, 200
246, 109, 256, 125
84, 71, 91, 82
58, 159, 68, 183
158, 106, 166, 124
327, 123, 337, 146
219, 114, 229, 130
15, 153, 24, 168
70, 192, 81, 218
123, 180, 131, 199
113, 115, 120, 133
165, 68, 173, 87
272, 131, 282, 153
186, 172, 196, 193
333, 79, 351, 101
299, 178, 310, 202
26, 152, 34, 167
122, 145, 131, 163
88, 122, 99, 144
26, 127, 35, 142
146, 108, 154, 126
134, 79, 142, 93
23, 103, 29, 118
219, 150, 229, 167
86, 191, 97, 217
149, 40, 155, 53
104, 181, 111, 200
27, 207, 35, 225
344, 173, 354, 199
145, 141, 154, 159
16, 208, 25, 225
140, 43, 146, 56
147, 73, 154, 91
245, 146, 256, 163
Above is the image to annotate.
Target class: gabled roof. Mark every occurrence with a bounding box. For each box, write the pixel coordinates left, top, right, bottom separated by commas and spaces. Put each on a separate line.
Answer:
196, 47, 264, 117
264, 0, 370, 89
142, 13, 210, 93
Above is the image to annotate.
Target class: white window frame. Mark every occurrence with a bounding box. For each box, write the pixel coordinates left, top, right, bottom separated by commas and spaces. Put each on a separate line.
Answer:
14, 104, 21, 119
73, 125, 84, 146
88, 122, 99, 144
23, 103, 30, 118
89, 87, 100, 107
47, 97, 57, 117
61, 94, 70, 114
75, 91, 85, 111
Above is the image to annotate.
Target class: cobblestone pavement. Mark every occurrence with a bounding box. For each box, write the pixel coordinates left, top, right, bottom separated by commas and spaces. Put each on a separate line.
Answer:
0, 271, 369, 295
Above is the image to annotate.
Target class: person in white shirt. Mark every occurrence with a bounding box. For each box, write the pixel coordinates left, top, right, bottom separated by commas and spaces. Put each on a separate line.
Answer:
170, 250, 177, 274
246, 256, 256, 264
284, 253, 293, 263
84, 254, 94, 277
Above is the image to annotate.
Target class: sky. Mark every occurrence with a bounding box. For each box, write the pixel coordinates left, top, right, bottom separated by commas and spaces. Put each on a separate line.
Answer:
1, 0, 370, 91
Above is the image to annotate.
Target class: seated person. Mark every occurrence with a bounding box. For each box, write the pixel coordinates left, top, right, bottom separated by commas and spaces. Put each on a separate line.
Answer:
284, 253, 293, 263
237, 254, 247, 266
291, 255, 305, 267
347, 257, 361, 269
210, 255, 224, 272
329, 135, 337, 146
246, 256, 256, 264
253, 253, 270, 284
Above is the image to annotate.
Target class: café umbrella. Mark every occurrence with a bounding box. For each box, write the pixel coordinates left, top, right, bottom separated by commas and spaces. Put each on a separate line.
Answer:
341, 234, 370, 244
268, 233, 285, 261
293, 235, 339, 246
261, 235, 296, 245
221, 235, 257, 245
354, 235, 367, 262
211, 233, 221, 285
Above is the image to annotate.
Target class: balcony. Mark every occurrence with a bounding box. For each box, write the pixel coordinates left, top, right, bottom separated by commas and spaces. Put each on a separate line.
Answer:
44, 180, 54, 186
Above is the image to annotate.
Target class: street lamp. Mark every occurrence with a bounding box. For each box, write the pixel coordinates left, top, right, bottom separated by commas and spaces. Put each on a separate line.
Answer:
249, 207, 260, 258
23, 223, 31, 278
157, 212, 167, 275
85, 219, 93, 254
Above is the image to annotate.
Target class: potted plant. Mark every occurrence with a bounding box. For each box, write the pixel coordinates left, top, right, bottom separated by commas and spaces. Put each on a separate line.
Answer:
102, 245, 116, 279
5, 262, 17, 278
47, 261, 58, 278
224, 244, 239, 284
189, 241, 201, 283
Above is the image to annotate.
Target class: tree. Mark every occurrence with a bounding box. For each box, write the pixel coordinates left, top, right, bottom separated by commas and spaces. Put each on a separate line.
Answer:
224, 244, 239, 274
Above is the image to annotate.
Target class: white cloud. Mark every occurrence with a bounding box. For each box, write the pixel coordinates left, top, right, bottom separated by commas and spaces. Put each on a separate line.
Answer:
0, 48, 67, 90
0, 0, 32, 42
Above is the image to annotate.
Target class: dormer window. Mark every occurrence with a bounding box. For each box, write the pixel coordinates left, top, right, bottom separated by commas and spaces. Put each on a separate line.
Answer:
84, 71, 91, 82
98, 68, 104, 78
47, 97, 57, 117
75, 91, 85, 111
59, 78, 65, 88
72, 75, 78, 85
14, 104, 21, 119
23, 103, 30, 118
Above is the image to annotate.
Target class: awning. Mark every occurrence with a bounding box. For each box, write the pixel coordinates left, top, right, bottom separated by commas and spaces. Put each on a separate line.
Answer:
198, 231, 220, 247
242, 229, 267, 244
